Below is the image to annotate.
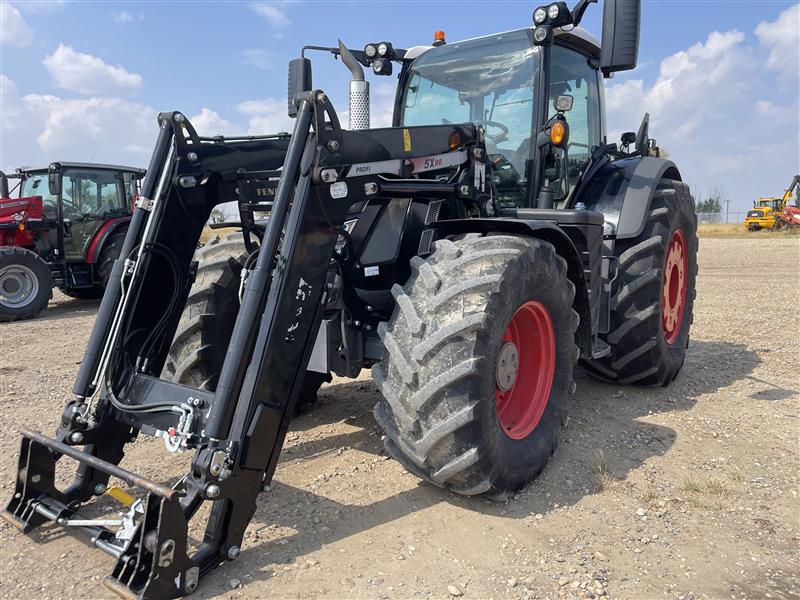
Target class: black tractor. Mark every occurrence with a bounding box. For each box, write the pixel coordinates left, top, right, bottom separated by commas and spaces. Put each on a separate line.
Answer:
0, 163, 145, 321
3, 1, 697, 597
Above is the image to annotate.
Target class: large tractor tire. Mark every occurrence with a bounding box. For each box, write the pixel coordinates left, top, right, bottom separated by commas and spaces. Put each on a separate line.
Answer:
164, 233, 329, 414
0, 246, 53, 322
372, 234, 579, 496
62, 225, 129, 300
583, 179, 698, 386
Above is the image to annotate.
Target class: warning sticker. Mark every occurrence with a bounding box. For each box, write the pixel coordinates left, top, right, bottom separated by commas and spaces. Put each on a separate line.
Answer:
330, 182, 348, 199
402, 128, 412, 153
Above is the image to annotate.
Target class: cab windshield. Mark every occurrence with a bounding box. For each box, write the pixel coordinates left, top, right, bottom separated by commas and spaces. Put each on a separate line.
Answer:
400, 29, 540, 206
21, 169, 137, 219
60, 169, 136, 220
20, 173, 58, 211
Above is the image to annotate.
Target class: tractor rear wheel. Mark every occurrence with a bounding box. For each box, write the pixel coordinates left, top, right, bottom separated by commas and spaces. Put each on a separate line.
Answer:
583, 179, 698, 386
164, 233, 329, 414
0, 246, 53, 322
372, 234, 579, 496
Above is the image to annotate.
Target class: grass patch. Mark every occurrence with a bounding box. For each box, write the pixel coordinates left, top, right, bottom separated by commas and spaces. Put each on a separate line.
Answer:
681, 476, 727, 496
591, 450, 613, 491
697, 223, 800, 238
639, 488, 661, 504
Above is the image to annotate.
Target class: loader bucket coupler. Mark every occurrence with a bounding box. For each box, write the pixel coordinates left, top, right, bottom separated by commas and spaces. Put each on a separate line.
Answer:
3, 430, 195, 599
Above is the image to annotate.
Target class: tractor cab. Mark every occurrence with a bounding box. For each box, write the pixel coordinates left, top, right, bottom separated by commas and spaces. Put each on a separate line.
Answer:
20, 163, 143, 261
398, 27, 602, 209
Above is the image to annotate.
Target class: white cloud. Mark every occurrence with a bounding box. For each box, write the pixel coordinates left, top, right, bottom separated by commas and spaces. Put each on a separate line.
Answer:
369, 82, 396, 128
43, 44, 143, 95
606, 26, 798, 210
1, 76, 157, 171
0, 2, 34, 47
237, 98, 294, 134
189, 108, 243, 137
22, 95, 154, 154
249, 2, 290, 29
755, 5, 800, 86
112, 10, 143, 24
0, 75, 23, 132
241, 48, 273, 70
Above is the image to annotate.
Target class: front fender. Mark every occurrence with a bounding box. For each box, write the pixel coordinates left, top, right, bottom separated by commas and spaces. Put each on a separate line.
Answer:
432, 217, 598, 357
575, 156, 682, 239
87, 217, 131, 264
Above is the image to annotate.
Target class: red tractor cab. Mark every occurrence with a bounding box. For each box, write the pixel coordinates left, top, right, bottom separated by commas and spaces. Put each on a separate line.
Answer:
0, 162, 145, 321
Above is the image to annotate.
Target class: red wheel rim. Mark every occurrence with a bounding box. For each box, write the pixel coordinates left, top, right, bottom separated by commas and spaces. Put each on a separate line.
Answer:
495, 301, 555, 440
662, 229, 688, 345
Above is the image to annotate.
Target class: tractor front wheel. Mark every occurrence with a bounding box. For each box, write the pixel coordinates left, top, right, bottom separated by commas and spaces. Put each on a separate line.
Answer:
164, 233, 329, 415
373, 234, 579, 496
0, 247, 53, 322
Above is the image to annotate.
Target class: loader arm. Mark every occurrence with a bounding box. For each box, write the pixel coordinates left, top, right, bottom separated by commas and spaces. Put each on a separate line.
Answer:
781, 175, 800, 206
3, 92, 353, 598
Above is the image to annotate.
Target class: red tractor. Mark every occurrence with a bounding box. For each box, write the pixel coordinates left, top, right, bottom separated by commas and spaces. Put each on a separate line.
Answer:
778, 204, 800, 228
0, 162, 145, 321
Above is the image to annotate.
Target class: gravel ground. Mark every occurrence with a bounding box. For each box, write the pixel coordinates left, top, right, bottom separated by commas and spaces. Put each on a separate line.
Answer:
0, 236, 798, 600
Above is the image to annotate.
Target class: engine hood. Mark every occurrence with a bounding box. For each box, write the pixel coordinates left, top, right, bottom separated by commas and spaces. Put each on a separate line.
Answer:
0, 196, 43, 221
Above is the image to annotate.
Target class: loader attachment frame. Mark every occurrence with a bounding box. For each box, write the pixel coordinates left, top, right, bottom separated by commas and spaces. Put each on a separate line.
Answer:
1, 91, 359, 599
3, 89, 486, 598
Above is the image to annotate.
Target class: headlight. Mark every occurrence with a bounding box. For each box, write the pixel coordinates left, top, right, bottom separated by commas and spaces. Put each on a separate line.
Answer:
533, 7, 547, 24
548, 3, 559, 20
533, 26, 549, 43
377, 42, 389, 57
364, 44, 377, 58
12, 211, 24, 222
372, 58, 392, 75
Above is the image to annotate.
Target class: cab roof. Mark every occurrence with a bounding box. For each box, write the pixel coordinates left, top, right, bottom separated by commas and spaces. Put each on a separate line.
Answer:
20, 162, 146, 176
404, 27, 600, 61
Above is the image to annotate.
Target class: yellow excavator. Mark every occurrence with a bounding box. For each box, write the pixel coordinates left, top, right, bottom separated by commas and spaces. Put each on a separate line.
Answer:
744, 175, 800, 231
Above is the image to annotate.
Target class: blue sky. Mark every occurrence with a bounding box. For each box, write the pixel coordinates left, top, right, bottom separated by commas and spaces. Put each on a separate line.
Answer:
2, 0, 799, 211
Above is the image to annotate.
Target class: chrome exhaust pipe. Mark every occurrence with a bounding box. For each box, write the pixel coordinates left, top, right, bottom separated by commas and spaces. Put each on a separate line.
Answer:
338, 39, 369, 130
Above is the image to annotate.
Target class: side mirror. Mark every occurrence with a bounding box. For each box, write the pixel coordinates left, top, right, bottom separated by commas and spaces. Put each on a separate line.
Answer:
287, 58, 312, 118
48, 164, 61, 196
600, 0, 640, 77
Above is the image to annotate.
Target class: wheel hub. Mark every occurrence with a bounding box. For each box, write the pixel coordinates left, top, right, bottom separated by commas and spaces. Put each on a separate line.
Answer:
662, 229, 688, 344
495, 342, 519, 391
0, 265, 39, 309
495, 301, 555, 440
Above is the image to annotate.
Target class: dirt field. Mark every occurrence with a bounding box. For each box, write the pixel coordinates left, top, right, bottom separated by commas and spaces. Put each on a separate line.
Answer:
1, 237, 798, 600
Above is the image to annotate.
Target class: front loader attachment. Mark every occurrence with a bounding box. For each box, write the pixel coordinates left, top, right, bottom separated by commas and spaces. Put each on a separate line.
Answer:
1, 91, 358, 599
2, 87, 485, 598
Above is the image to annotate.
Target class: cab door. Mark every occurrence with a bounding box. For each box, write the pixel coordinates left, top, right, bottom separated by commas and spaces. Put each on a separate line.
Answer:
60, 171, 100, 260
547, 43, 602, 206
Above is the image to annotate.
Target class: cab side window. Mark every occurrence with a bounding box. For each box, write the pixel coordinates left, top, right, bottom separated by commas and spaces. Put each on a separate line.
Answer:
548, 45, 601, 201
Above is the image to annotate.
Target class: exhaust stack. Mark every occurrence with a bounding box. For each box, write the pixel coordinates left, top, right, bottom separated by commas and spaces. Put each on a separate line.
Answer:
338, 39, 370, 130
0, 172, 8, 199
